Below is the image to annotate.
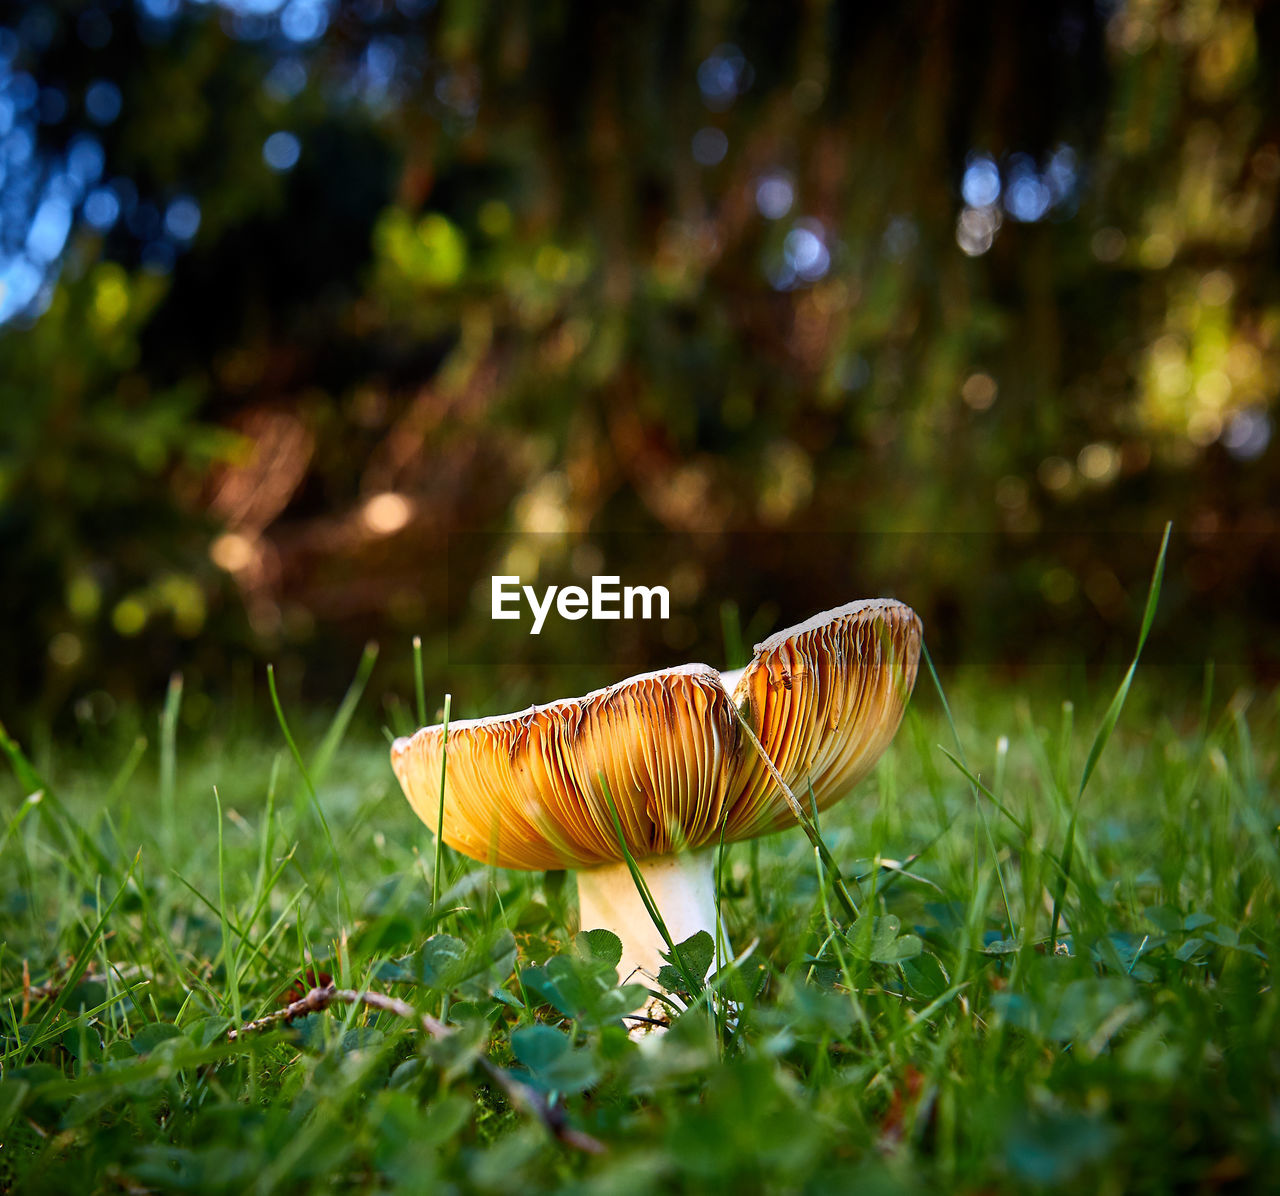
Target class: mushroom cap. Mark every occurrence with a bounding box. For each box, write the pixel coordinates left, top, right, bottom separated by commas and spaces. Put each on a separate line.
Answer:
390, 598, 921, 870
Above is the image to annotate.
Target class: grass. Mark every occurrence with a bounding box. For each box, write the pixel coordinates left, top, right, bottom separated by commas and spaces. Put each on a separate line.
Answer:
1, 658, 1277, 1194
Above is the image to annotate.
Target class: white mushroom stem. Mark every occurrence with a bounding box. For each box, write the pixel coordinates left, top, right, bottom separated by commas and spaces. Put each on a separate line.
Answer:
576, 847, 729, 1024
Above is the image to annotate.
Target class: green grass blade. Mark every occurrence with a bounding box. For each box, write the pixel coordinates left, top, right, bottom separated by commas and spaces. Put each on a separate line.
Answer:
105, 735, 148, 805
250, 754, 282, 934
266, 663, 352, 928
11, 850, 140, 1066
720, 601, 747, 669
413, 635, 427, 726
732, 707, 860, 920
214, 787, 242, 1024
599, 774, 703, 999
937, 746, 1029, 836
19, 978, 153, 1057
0, 719, 115, 878
433, 692, 452, 916
922, 641, 1017, 940
159, 672, 183, 847
1050, 521, 1171, 946
310, 641, 379, 785
0, 789, 44, 860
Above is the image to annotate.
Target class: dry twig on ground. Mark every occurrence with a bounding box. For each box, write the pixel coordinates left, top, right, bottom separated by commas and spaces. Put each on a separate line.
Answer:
228, 984, 605, 1154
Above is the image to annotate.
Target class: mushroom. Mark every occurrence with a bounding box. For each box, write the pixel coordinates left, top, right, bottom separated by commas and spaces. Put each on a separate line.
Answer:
391, 598, 921, 1030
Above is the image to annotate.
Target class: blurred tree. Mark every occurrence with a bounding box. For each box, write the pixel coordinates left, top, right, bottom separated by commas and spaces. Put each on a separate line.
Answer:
0, 0, 1276, 726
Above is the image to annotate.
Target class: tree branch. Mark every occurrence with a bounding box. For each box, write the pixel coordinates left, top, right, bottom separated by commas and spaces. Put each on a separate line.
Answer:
228, 985, 605, 1154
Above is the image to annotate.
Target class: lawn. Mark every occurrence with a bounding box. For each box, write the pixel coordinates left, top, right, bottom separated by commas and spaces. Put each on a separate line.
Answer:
1, 649, 1277, 1193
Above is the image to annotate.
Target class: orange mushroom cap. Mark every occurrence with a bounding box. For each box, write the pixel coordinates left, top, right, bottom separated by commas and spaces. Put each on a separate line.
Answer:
390, 598, 921, 870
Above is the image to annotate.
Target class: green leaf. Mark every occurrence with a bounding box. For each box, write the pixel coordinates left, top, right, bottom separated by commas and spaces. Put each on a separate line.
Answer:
1143, 905, 1182, 934
339, 1027, 384, 1053
900, 953, 949, 998
878, 934, 923, 962
657, 931, 715, 992
510, 1024, 568, 1071
776, 983, 856, 1041
130, 1023, 184, 1055
574, 928, 623, 970
184, 1017, 232, 1048
0, 1079, 29, 1134
846, 915, 923, 963
416, 929, 517, 997
1006, 1108, 1116, 1184
1175, 937, 1208, 961
417, 934, 467, 984
520, 952, 647, 1029
510, 1024, 599, 1093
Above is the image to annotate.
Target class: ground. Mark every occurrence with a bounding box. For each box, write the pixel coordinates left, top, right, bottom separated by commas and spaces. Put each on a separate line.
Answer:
1, 661, 1276, 1194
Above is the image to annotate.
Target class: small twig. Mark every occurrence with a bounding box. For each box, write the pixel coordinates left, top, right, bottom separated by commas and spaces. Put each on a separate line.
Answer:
16, 960, 148, 1014
228, 985, 605, 1154
620, 1012, 670, 1028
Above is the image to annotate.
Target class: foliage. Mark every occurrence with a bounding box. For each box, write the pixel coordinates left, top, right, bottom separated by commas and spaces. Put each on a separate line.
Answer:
1, 663, 1277, 1192
0, 1, 1278, 723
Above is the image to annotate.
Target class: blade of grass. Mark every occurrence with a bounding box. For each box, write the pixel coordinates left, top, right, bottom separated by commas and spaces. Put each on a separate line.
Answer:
128, 855, 188, 1013
810, 843, 881, 1060
167, 868, 287, 977
598, 774, 704, 999
310, 642, 378, 785
413, 635, 427, 726
720, 601, 747, 669
105, 735, 148, 805
1050, 521, 1171, 947
0, 789, 44, 860
433, 693, 452, 917
713, 807, 734, 1042
0, 720, 115, 879
214, 787, 242, 1025
159, 672, 183, 848
731, 708, 860, 921
937, 747, 1029, 837
19, 979, 153, 1057
250, 755, 282, 934
922, 642, 1017, 940
266, 663, 352, 928
11, 849, 140, 1066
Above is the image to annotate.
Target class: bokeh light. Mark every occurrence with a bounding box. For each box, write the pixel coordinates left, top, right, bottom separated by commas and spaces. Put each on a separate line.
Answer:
691, 127, 727, 166
83, 186, 119, 229
263, 130, 301, 171
280, 0, 329, 43
961, 154, 1000, 208
782, 221, 829, 282
84, 80, 122, 125
362, 492, 413, 535
755, 172, 794, 220
956, 205, 1001, 256
697, 44, 752, 112
164, 196, 201, 241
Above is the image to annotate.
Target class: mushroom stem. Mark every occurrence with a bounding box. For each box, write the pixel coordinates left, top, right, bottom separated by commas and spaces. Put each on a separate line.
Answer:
576, 847, 727, 1010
